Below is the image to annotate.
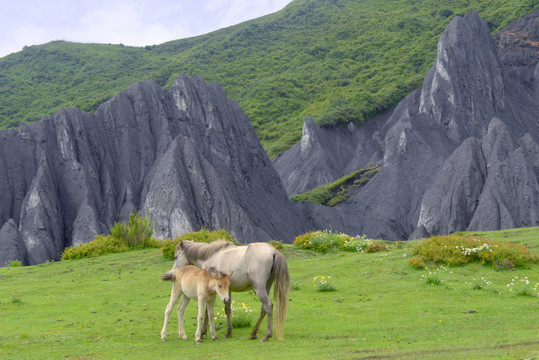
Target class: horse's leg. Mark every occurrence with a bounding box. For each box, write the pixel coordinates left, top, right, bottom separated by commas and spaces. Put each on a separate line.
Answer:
195, 295, 207, 344
261, 281, 275, 342
161, 286, 181, 342
177, 296, 190, 341
250, 283, 273, 342
224, 291, 232, 338
206, 297, 218, 341
250, 302, 266, 340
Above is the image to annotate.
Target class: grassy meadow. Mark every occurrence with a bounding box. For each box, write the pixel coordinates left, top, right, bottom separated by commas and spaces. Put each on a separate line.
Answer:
0, 227, 538, 359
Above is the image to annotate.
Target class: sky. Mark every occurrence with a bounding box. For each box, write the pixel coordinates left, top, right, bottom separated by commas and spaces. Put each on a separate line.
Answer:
0, 0, 294, 58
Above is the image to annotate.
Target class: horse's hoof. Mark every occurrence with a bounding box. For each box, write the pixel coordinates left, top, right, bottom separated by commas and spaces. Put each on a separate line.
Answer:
260, 337, 269, 342
161, 338, 166, 342
249, 335, 257, 340
225, 334, 232, 339
212, 337, 218, 341
196, 340, 201, 345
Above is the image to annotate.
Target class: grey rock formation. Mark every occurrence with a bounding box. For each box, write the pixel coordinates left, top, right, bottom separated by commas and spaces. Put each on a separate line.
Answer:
273, 113, 388, 196
0, 75, 307, 266
1, 11, 538, 266
274, 11, 539, 240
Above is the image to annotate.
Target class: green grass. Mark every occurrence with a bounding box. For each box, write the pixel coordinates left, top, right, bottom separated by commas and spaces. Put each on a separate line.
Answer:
290, 164, 380, 206
1, 228, 538, 359
456, 227, 539, 245
1, 0, 537, 157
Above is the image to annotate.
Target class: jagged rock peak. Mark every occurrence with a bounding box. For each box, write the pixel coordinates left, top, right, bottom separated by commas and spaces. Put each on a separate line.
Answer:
275, 11, 539, 241
0, 74, 307, 267
419, 11, 504, 142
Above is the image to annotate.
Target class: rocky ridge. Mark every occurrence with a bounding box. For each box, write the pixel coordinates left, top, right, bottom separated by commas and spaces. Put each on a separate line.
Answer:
274, 11, 539, 240
0, 75, 307, 266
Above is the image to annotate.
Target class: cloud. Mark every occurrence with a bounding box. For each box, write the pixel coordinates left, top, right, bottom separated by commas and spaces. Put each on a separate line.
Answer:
203, 0, 292, 30
0, 0, 293, 57
65, 1, 193, 46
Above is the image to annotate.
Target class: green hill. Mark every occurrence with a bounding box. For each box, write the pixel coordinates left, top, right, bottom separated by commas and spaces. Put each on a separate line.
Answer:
1, 0, 537, 157
0, 227, 537, 359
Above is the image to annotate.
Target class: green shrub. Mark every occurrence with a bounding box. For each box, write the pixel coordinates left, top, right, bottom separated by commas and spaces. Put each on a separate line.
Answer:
293, 232, 316, 250
160, 228, 237, 260
61, 212, 159, 260
412, 234, 538, 269
109, 212, 156, 249
6, 259, 22, 267
160, 238, 179, 261
269, 240, 284, 250
408, 256, 425, 269
293, 230, 385, 254
62, 235, 129, 260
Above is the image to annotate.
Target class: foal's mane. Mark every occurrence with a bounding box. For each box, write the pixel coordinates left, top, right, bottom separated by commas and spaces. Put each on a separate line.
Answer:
205, 267, 228, 279
183, 240, 236, 261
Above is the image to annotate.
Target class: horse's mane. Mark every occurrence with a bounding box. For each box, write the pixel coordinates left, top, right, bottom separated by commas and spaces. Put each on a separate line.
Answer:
183, 240, 236, 261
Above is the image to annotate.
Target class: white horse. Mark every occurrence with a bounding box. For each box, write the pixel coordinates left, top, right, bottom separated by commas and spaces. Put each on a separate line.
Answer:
160, 265, 232, 344
172, 240, 289, 341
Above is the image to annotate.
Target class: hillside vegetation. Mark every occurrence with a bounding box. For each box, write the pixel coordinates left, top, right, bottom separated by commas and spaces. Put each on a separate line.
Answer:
1, 0, 538, 157
0, 227, 537, 359
290, 163, 381, 206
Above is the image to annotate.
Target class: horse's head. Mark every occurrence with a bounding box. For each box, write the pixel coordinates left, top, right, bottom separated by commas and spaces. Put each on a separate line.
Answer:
207, 268, 233, 303
172, 240, 191, 270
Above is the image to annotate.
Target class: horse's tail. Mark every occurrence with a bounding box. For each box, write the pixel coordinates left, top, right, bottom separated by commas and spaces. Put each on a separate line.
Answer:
161, 270, 176, 282
273, 251, 289, 341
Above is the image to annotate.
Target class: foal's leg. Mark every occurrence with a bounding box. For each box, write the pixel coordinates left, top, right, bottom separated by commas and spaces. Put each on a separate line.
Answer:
250, 283, 273, 342
195, 296, 207, 344
161, 286, 181, 342
177, 296, 190, 341
201, 306, 209, 338
206, 297, 218, 341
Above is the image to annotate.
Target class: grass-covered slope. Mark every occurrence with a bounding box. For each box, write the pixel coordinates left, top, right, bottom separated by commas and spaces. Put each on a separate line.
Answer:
1, 0, 538, 157
1, 228, 537, 359
290, 163, 381, 206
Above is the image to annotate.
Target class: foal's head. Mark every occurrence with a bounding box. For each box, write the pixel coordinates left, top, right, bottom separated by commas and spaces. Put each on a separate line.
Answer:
206, 267, 233, 304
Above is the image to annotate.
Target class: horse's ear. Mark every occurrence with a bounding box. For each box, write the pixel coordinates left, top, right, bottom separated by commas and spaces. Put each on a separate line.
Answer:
175, 240, 184, 252
227, 271, 233, 278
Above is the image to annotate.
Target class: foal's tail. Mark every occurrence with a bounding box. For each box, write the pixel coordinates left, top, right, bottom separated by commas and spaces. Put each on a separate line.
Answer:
273, 251, 289, 341
161, 270, 176, 282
